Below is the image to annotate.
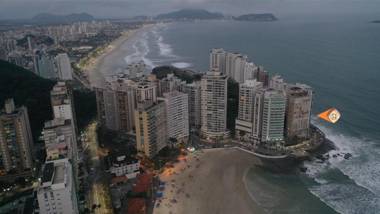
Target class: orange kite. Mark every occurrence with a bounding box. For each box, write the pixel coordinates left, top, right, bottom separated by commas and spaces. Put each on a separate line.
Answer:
318, 108, 341, 123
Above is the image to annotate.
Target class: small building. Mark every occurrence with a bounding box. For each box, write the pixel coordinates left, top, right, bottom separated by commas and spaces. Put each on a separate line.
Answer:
106, 155, 140, 179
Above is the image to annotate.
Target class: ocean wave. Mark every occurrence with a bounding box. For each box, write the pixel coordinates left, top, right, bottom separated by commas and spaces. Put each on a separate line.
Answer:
309, 122, 380, 195
124, 31, 155, 69
171, 62, 192, 69
304, 120, 380, 213
309, 183, 380, 214
158, 36, 175, 57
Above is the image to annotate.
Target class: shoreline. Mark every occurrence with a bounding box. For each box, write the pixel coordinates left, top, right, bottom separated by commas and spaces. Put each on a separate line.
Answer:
153, 148, 265, 214
86, 24, 155, 88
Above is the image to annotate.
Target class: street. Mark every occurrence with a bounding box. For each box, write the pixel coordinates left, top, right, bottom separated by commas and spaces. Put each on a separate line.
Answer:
84, 121, 113, 214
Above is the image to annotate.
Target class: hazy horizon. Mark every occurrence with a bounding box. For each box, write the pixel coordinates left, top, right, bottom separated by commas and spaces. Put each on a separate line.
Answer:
0, 0, 379, 20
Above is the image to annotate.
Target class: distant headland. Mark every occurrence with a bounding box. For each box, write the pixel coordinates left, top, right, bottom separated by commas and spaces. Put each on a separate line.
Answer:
155, 9, 278, 22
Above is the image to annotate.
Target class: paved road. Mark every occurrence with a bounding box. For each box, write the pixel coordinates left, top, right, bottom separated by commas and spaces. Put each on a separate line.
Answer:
85, 122, 113, 214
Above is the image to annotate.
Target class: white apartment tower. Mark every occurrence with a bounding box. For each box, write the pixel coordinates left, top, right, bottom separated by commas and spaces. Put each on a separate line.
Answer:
225, 52, 248, 83
159, 91, 189, 143
210, 48, 226, 73
261, 89, 286, 143
235, 80, 263, 137
200, 69, 229, 139
37, 159, 79, 214
270, 75, 286, 91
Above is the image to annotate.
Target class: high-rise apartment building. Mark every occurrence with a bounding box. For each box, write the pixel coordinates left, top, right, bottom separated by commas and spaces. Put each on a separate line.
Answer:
184, 81, 201, 131
0, 99, 33, 177
235, 80, 263, 138
158, 74, 186, 96
134, 101, 167, 158
210, 49, 257, 83
37, 159, 79, 214
210, 48, 226, 73
285, 84, 313, 139
270, 75, 286, 91
55, 53, 73, 80
50, 82, 78, 185
200, 70, 229, 139
159, 91, 189, 143
95, 78, 136, 132
256, 66, 269, 87
225, 52, 248, 83
261, 89, 286, 143
95, 88, 119, 130
51, 82, 76, 123
135, 80, 158, 107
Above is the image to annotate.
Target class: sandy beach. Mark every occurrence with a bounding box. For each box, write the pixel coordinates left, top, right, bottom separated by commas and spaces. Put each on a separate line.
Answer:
87, 24, 155, 88
154, 148, 265, 214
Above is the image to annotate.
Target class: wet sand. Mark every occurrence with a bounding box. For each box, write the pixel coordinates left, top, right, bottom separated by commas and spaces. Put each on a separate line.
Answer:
154, 148, 265, 214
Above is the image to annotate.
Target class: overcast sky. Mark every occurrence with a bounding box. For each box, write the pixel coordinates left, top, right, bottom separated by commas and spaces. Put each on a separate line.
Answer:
0, 0, 379, 19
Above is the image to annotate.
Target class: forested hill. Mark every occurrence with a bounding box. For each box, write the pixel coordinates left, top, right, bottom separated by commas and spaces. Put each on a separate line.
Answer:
0, 60, 97, 141
0, 60, 55, 141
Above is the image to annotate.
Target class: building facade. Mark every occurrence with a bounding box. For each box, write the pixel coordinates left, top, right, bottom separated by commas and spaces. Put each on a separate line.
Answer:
37, 159, 79, 214
43, 119, 75, 161
159, 91, 189, 143
260, 89, 286, 143
158, 74, 186, 97
235, 80, 263, 138
184, 81, 201, 131
134, 101, 167, 158
209, 48, 226, 74
95, 78, 136, 132
106, 155, 140, 178
0, 99, 33, 177
285, 84, 313, 139
200, 70, 229, 139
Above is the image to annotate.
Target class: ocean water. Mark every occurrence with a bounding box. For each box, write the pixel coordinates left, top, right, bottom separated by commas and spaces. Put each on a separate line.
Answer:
123, 14, 380, 213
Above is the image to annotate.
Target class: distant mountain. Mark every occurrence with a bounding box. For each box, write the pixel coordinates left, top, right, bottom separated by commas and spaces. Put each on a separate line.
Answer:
156, 9, 224, 20
32, 12, 94, 24
371, 20, 380, 23
233, 13, 278, 22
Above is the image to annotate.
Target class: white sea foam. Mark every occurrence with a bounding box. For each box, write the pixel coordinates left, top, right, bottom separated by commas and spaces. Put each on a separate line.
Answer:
158, 36, 175, 57
124, 31, 155, 69
309, 183, 380, 214
304, 120, 380, 214
171, 62, 192, 69
310, 122, 380, 195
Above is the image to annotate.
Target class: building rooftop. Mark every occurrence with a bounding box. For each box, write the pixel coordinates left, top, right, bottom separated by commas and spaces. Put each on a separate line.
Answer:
52, 164, 65, 184
105, 154, 139, 169
41, 162, 54, 183
44, 118, 71, 129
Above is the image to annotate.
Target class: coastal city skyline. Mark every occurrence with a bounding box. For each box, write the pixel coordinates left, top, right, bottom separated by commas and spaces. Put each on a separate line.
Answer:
0, 2, 379, 214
